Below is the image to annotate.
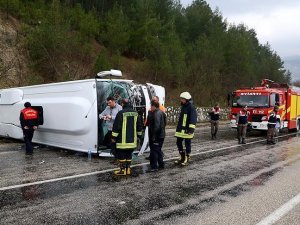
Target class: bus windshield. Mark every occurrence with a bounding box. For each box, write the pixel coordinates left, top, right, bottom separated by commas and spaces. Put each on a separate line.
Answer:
96, 80, 132, 112
232, 94, 269, 108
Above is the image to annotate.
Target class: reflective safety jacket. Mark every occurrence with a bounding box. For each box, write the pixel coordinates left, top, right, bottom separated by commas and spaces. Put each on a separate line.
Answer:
268, 111, 280, 128
175, 101, 197, 139
112, 106, 142, 149
20, 107, 39, 129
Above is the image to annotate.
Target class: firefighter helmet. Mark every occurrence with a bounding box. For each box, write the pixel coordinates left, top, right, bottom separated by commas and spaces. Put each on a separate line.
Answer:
180, 92, 192, 100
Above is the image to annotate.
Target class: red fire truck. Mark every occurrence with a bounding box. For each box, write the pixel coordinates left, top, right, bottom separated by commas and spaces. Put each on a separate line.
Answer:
230, 79, 300, 131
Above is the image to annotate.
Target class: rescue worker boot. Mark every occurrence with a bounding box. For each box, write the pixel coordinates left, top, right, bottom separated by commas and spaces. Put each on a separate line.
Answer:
181, 153, 189, 166
242, 138, 246, 144
174, 152, 184, 164
114, 160, 126, 176
238, 138, 241, 144
125, 160, 132, 175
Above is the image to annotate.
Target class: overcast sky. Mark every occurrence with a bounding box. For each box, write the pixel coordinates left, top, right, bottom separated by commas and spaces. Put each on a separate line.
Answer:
181, 0, 300, 59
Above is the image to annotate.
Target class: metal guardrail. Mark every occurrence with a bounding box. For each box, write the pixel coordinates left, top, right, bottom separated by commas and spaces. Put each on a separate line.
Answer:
165, 107, 230, 124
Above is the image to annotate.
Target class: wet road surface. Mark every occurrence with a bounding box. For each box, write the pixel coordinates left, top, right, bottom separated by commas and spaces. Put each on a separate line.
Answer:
0, 124, 299, 225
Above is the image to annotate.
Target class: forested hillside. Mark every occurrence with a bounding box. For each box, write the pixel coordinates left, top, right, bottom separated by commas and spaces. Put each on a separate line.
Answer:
0, 0, 292, 105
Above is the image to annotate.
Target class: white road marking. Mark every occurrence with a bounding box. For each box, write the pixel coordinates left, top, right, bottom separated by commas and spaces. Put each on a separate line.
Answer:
164, 129, 228, 137
0, 133, 296, 192
256, 193, 300, 225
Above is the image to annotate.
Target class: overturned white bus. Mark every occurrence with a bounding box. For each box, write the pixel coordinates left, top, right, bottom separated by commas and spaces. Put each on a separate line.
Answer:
0, 70, 165, 156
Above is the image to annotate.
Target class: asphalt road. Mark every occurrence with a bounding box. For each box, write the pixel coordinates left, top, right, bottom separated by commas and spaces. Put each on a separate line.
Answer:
0, 124, 299, 225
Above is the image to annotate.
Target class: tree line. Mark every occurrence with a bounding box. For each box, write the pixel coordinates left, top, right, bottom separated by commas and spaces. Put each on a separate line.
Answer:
0, 0, 292, 106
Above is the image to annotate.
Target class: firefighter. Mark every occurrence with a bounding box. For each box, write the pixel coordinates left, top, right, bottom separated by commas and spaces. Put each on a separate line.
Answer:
147, 100, 166, 172
209, 103, 221, 139
99, 96, 122, 155
174, 92, 197, 166
267, 106, 280, 145
19, 102, 39, 155
112, 99, 142, 176
236, 105, 250, 144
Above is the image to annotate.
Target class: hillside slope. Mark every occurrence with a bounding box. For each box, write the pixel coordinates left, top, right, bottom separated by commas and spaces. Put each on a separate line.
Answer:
0, 13, 29, 88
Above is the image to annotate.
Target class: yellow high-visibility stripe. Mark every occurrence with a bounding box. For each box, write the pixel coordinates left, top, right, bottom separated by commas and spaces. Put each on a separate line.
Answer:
122, 114, 127, 146
137, 131, 142, 135
189, 124, 196, 129
134, 115, 137, 147
116, 143, 137, 149
123, 112, 138, 117
112, 132, 119, 137
118, 111, 139, 149
175, 131, 194, 139
182, 114, 187, 127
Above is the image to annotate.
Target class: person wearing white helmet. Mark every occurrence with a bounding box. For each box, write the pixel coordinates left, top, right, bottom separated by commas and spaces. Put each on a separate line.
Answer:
174, 92, 197, 166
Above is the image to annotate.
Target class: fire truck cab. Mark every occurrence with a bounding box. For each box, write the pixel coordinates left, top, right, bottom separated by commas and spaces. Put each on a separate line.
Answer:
230, 79, 300, 131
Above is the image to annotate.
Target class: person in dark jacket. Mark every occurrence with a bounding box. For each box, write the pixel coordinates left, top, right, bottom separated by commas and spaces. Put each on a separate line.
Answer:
144, 96, 166, 160
20, 102, 39, 155
174, 92, 197, 166
147, 100, 166, 172
236, 105, 250, 144
112, 99, 142, 176
209, 103, 221, 139
267, 106, 280, 144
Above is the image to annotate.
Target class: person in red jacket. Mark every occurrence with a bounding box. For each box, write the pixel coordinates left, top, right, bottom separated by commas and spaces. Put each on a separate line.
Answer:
20, 102, 39, 155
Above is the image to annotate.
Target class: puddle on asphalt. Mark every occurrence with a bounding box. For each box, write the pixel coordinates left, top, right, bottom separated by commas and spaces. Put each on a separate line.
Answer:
21, 185, 40, 201
219, 168, 281, 199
